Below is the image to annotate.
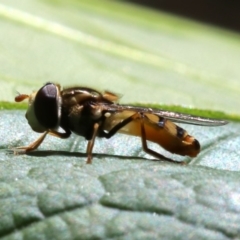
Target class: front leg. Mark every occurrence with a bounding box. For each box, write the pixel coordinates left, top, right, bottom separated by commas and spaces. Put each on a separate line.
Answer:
13, 128, 71, 154
13, 131, 49, 154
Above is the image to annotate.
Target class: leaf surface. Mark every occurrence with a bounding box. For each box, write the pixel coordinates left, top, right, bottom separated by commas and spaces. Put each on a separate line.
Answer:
0, 0, 240, 239
0, 111, 240, 239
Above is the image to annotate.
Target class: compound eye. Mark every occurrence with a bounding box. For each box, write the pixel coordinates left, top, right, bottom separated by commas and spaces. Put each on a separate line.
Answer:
34, 83, 59, 129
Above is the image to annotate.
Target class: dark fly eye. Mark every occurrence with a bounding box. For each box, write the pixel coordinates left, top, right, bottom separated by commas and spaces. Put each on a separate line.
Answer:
34, 83, 59, 129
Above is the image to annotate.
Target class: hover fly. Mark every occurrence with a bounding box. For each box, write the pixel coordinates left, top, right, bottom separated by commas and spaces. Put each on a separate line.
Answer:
14, 82, 227, 164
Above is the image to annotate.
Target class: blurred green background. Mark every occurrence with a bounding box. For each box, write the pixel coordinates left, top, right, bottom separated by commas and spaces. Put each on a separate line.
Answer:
0, 0, 239, 115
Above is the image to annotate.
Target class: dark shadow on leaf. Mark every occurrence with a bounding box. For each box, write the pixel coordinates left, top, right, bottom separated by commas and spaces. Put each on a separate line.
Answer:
6, 149, 184, 163
24, 150, 161, 161
19, 150, 180, 163
6, 149, 184, 164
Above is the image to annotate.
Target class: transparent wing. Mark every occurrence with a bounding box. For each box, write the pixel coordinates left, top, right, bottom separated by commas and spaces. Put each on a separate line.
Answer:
101, 104, 228, 126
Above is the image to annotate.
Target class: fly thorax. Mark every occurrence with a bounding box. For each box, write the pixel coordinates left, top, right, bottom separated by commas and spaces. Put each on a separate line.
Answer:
90, 105, 104, 120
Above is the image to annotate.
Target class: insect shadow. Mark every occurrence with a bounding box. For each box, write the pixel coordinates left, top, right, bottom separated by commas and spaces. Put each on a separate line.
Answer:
23, 150, 168, 162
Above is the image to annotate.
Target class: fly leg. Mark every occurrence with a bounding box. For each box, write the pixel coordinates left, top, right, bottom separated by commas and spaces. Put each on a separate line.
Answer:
100, 112, 140, 139
51, 126, 99, 164
13, 131, 49, 154
101, 112, 183, 164
139, 113, 184, 164
13, 129, 71, 154
86, 123, 100, 164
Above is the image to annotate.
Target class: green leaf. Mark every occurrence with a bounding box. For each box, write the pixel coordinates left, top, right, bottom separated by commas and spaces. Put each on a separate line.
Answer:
1, 0, 240, 239
0, 0, 240, 114
1, 110, 240, 239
